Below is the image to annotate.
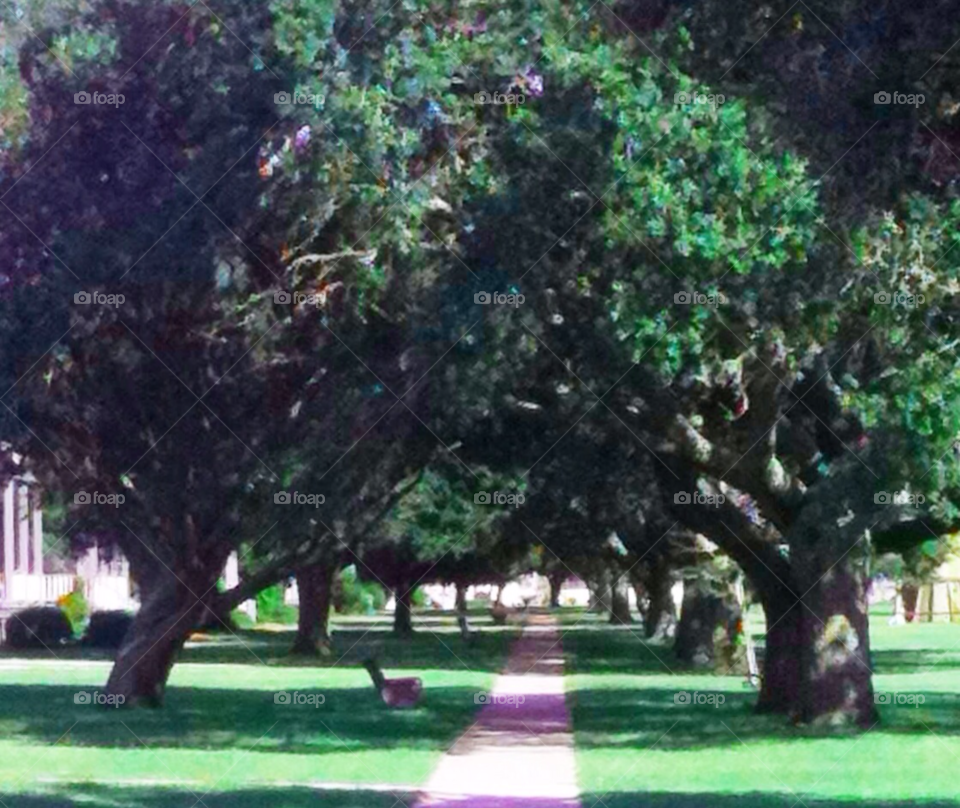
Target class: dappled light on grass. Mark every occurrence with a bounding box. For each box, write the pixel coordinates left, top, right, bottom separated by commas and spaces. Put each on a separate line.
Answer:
566, 616, 960, 804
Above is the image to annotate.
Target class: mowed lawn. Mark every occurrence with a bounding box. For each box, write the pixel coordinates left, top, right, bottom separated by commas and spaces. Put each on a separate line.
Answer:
0, 615, 513, 806
566, 609, 960, 807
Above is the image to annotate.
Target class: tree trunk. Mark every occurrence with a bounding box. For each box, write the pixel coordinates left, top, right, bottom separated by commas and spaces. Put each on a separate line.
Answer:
105, 566, 215, 707
455, 583, 467, 614
901, 584, 918, 622
290, 562, 336, 655
755, 589, 804, 715
547, 571, 564, 609
643, 565, 677, 640
609, 573, 633, 625
675, 581, 723, 667
631, 580, 647, 623
394, 584, 413, 637
794, 552, 877, 727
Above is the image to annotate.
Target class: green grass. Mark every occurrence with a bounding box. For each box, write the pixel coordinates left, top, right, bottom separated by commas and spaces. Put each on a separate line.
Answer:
0, 619, 515, 802
567, 606, 960, 806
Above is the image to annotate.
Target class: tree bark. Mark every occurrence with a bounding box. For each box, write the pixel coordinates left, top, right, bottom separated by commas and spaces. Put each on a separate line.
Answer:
752, 586, 802, 714
901, 584, 918, 622
394, 583, 413, 637
547, 571, 564, 609
643, 563, 677, 640
104, 566, 215, 707
455, 583, 467, 614
794, 551, 877, 726
675, 580, 723, 667
609, 573, 634, 625
290, 562, 336, 655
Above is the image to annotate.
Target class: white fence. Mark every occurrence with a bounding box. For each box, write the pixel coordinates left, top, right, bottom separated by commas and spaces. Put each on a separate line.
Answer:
2, 573, 136, 612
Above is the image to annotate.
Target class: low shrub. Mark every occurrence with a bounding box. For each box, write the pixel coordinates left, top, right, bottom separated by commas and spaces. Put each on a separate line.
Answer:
337, 565, 385, 615
5, 606, 73, 649
256, 583, 297, 624
82, 611, 134, 648
56, 577, 89, 637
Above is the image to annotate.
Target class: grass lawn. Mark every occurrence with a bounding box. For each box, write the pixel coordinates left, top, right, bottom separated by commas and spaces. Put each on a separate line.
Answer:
0, 617, 514, 806
567, 607, 960, 807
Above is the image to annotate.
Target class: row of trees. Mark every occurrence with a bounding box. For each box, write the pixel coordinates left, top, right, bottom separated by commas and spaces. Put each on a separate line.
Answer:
1, 0, 959, 727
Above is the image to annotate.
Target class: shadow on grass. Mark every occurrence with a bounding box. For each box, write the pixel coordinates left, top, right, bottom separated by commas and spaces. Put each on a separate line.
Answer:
571, 684, 960, 749
873, 648, 960, 675
0, 624, 516, 672
1, 785, 417, 808
563, 625, 679, 675
588, 794, 960, 807
180, 626, 516, 669
0, 682, 485, 753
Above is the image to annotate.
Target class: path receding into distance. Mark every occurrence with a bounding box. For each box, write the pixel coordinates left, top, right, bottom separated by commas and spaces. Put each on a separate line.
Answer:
415, 613, 582, 808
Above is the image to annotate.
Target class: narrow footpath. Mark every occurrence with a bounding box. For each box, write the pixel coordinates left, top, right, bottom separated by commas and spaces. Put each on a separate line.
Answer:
415, 613, 582, 808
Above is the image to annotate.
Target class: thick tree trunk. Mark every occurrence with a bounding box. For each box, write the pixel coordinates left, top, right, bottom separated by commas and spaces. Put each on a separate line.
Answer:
643, 566, 677, 640
290, 563, 336, 655
105, 566, 216, 707
609, 574, 633, 625
548, 571, 564, 609
795, 554, 877, 726
755, 589, 803, 715
394, 584, 413, 637
675, 581, 723, 667
901, 584, 918, 622
455, 583, 467, 614
631, 580, 647, 623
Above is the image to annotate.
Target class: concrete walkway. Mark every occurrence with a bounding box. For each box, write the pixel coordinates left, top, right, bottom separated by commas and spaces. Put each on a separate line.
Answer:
415, 614, 582, 808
